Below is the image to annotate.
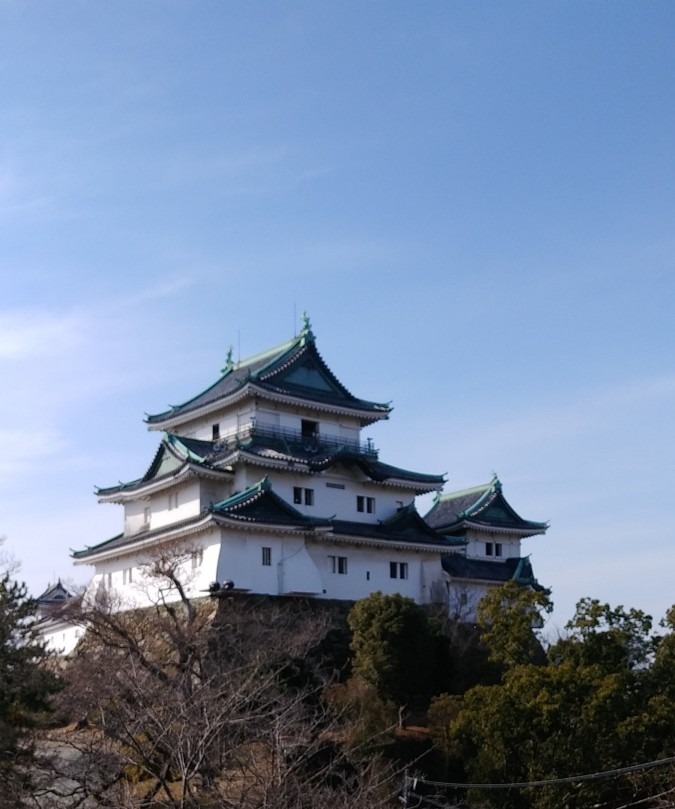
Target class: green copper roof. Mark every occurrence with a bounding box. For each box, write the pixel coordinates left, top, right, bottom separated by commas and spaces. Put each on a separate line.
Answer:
95, 433, 221, 497
146, 319, 391, 427
425, 474, 548, 535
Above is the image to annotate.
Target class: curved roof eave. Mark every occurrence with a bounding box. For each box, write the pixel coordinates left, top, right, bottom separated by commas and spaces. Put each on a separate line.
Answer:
148, 383, 390, 432
452, 519, 548, 537
325, 532, 449, 553
72, 513, 218, 564
97, 463, 234, 503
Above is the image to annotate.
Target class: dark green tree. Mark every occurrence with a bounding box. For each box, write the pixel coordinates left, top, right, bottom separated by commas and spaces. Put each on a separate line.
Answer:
549, 597, 654, 672
0, 570, 60, 805
477, 580, 552, 671
440, 596, 675, 809
348, 591, 437, 706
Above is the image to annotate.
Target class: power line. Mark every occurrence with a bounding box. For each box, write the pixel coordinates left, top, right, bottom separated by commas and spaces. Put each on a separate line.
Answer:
410, 755, 675, 791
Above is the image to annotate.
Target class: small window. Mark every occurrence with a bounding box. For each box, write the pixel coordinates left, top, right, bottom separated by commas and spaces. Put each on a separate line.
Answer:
486, 542, 493, 556
143, 506, 151, 524
168, 492, 179, 510
262, 546, 271, 566
328, 555, 348, 575
294, 487, 314, 506
212, 423, 220, 441
191, 549, 204, 569
495, 543, 503, 557
105, 572, 112, 588
459, 592, 468, 606
123, 567, 133, 585
357, 496, 374, 513
301, 419, 319, 439
389, 562, 408, 580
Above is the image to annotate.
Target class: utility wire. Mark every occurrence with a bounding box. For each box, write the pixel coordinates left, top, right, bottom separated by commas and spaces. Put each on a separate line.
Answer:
411, 755, 675, 790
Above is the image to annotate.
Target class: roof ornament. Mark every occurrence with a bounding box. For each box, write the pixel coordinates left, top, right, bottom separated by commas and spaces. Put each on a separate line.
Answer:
221, 346, 234, 375
299, 311, 315, 345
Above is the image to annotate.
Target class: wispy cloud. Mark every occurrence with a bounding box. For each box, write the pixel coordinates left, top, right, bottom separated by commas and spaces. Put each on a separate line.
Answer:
0, 309, 86, 360
0, 427, 66, 481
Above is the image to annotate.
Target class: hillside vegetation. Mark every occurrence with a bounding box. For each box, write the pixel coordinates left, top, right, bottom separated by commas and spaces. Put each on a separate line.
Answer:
4, 552, 675, 808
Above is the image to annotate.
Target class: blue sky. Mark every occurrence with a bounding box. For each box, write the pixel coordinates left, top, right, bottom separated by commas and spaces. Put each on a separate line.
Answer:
1, 1, 674, 632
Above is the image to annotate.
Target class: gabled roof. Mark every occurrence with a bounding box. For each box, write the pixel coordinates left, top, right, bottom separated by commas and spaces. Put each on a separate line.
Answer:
74, 480, 453, 564
36, 580, 73, 606
209, 477, 331, 528
95, 433, 232, 500
74, 477, 330, 563
425, 475, 548, 538
441, 554, 547, 591
146, 317, 391, 429
330, 503, 455, 548
214, 430, 444, 493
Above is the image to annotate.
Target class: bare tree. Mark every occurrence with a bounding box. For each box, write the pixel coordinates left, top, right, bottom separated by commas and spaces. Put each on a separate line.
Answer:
43, 548, 400, 809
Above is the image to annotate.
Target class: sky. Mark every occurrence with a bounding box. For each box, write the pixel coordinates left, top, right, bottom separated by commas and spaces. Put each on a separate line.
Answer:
1, 1, 674, 634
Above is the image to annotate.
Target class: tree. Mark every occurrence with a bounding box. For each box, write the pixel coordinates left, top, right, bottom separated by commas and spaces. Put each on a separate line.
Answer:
439, 595, 675, 809
0, 555, 60, 807
348, 592, 438, 707
550, 597, 654, 672
50, 550, 400, 808
476, 580, 552, 671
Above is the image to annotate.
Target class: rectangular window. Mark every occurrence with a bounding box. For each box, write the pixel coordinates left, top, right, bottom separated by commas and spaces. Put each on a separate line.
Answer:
389, 562, 408, 580
123, 568, 133, 585
262, 546, 271, 566
105, 572, 112, 588
294, 487, 314, 506
212, 423, 220, 441
326, 482, 345, 490
191, 549, 203, 569
168, 492, 179, 510
486, 542, 493, 556
328, 555, 348, 575
301, 419, 319, 439
495, 543, 503, 557
357, 496, 374, 513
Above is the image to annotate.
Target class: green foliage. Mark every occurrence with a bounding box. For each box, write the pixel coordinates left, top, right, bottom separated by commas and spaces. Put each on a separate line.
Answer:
477, 581, 552, 671
0, 571, 60, 802
437, 595, 675, 809
348, 592, 437, 706
550, 598, 654, 671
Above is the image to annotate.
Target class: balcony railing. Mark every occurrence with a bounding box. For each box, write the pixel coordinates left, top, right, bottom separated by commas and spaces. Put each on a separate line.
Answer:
214, 422, 378, 458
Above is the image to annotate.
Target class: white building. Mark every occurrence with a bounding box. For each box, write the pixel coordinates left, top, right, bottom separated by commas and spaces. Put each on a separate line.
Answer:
35, 581, 83, 655
73, 316, 547, 618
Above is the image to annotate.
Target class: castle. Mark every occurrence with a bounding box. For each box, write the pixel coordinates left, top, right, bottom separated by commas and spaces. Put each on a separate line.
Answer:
71, 316, 547, 621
